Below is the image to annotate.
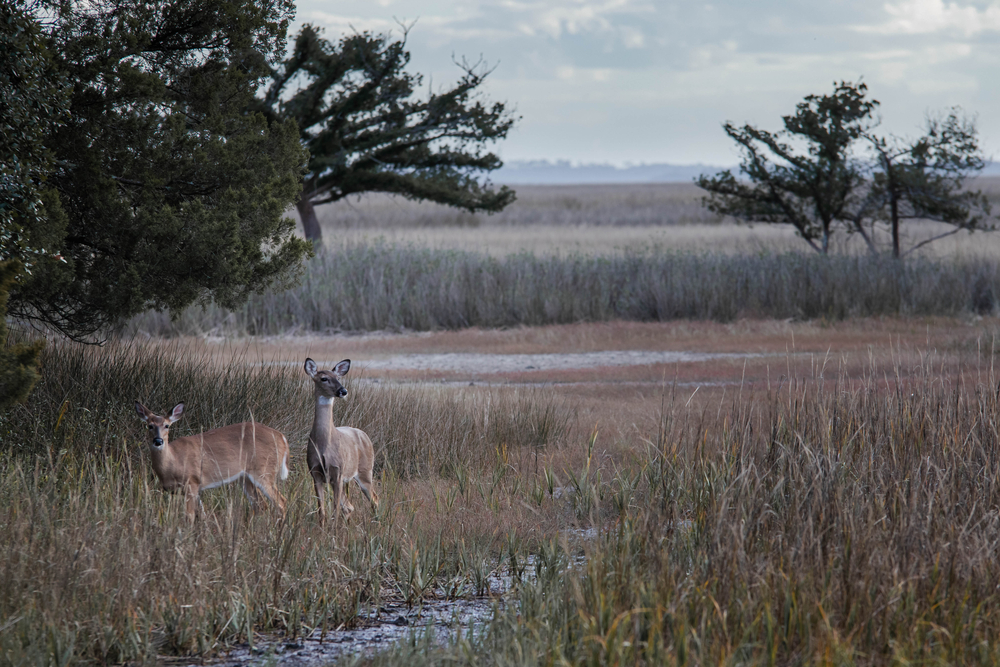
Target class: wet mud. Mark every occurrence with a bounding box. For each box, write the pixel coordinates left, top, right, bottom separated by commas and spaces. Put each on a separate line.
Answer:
198, 597, 500, 666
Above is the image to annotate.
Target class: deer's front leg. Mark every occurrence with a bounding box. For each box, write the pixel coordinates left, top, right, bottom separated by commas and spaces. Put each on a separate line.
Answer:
329, 466, 347, 525
341, 483, 355, 519
311, 473, 328, 526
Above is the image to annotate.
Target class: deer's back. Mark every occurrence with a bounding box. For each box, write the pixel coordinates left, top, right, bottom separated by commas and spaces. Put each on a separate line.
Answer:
177, 422, 288, 478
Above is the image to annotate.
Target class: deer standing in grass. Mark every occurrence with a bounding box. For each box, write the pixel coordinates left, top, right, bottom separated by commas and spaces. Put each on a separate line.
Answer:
134, 402, 289, 523
304, 358, 379, 526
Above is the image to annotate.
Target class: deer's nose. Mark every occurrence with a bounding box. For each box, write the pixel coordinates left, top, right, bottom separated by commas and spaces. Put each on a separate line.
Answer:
337, 388, 348, 398
153, 437, 164, 447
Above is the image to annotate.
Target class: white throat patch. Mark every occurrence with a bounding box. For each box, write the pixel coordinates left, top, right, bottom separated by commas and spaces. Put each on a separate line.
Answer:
317, 396, 335, 406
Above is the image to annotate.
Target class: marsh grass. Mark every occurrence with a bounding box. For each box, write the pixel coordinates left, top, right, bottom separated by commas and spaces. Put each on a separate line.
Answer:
369, 366, 1000, 665
0, 336, 572, 665
129, 243, 1000, 337
5, 336, 1000, 665
308, 183, 722, 229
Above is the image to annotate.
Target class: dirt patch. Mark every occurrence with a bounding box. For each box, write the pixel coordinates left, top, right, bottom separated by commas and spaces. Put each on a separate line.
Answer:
151, 317, 997, 436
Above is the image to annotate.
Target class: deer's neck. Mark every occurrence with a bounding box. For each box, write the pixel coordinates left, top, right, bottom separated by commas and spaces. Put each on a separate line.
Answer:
312, 394, 337, 443
148, 441, 183, 485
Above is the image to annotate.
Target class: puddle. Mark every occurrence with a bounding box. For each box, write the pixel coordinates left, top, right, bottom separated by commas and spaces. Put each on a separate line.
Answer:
262, 350, 773, 375
172, 525, 693, 665
198, 598, 499, 666
184, 559, 536, 666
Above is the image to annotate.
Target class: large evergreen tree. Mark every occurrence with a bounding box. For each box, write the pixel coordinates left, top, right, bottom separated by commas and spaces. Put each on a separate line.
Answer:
8, 0, 311, 341
0, 0, 69, 271
257, 25, 517, 242
0, 261, 43, 411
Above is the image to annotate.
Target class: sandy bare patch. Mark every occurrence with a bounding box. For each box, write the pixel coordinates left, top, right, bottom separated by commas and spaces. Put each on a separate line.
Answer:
320, 350, 769, 375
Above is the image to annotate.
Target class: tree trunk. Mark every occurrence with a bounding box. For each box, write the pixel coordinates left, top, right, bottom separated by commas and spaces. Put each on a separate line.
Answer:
890, 194, 900, 258
297, 197, 322, 243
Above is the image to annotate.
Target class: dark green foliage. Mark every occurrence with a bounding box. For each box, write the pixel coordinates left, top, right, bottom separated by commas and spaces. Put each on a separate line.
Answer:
257, 25, 517, 240
0, 0, 70, 268
130, 243, 1000, 335
0, 262, 42, 410
698, 81, 995, 256
696, 81, 877, 253
8, 0, 312, 341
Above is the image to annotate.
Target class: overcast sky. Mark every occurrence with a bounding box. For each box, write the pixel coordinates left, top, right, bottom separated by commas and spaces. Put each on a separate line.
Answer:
292, 0, 1000, 167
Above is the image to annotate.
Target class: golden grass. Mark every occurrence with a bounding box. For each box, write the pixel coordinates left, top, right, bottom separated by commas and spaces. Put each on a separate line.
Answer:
5, 320, 1000, 663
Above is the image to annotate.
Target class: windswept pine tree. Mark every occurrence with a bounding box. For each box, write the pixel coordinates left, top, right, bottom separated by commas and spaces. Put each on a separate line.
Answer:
0, 262, 42, 411
257, 25, 518, 241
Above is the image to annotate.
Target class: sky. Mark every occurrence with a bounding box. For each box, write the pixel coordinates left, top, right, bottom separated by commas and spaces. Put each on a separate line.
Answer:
292, 0, 1000, 167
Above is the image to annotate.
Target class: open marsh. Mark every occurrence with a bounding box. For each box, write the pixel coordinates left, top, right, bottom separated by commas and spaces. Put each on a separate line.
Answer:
10, 181, 1000, 664
302, 177, 1000, 258
6, 318, 1000, 665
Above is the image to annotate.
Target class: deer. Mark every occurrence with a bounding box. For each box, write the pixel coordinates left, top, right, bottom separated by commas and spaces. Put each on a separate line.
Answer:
134, 401, 290, 523
303, 358, 379, 526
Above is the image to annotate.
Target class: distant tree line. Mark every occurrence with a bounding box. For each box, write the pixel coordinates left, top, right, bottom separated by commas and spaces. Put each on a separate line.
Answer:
697, 81, 994, 257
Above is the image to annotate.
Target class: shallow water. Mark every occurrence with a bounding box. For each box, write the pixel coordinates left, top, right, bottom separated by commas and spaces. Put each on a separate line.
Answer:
189, 557, 533, 666
199, 597, 500, 666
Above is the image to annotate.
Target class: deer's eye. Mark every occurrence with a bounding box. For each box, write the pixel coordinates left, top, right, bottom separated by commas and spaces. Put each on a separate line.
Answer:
164, 424, 170, 430
148, 425, 155, 431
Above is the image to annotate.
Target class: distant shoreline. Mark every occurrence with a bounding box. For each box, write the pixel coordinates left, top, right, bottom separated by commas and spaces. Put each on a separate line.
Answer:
493, 159, 1000, 185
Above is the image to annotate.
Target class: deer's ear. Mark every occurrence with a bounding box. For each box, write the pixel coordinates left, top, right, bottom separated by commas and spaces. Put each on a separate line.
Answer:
135, 401, 150, 423
304, 358, 318, 378
333, 359, 351, 377
169, 403, 185, 422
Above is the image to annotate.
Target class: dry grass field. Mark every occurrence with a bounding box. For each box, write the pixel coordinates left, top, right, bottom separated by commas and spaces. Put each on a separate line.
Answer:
300, 177, 1000, 258
6, 315, 1000, 665
7, 180, 1000, 665
148, 316, 1000, 445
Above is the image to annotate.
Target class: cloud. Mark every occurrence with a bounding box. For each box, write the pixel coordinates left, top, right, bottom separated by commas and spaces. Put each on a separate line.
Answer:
293, 0, 1000, 164
856, 0, 1000, 36
500, 0, 652, 39
305, 12, 400, 35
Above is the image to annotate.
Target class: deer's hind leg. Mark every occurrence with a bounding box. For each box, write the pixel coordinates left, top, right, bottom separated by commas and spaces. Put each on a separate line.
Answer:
244, 473, 286, 518
355, 467, 379, 511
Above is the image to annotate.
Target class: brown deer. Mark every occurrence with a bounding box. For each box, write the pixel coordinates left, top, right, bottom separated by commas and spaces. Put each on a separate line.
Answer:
303, 358, 379, 526
134, 401, 289, 523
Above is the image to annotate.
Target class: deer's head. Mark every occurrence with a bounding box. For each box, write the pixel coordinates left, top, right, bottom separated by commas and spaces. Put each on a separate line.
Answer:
135, 401, 184, 449
304, 358, 351, 401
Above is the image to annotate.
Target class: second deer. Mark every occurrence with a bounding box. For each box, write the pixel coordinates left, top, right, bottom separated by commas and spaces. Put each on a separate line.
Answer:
304, 358, 379, 526
134, 401, 289, 522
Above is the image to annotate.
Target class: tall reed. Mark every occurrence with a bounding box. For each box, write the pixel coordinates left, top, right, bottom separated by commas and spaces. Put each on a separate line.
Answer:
129, 244, 1000, 337
372, 367, 1000, 665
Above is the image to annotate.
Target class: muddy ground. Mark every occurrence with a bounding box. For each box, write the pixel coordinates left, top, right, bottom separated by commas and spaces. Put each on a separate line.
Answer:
155, 317, 997, 443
